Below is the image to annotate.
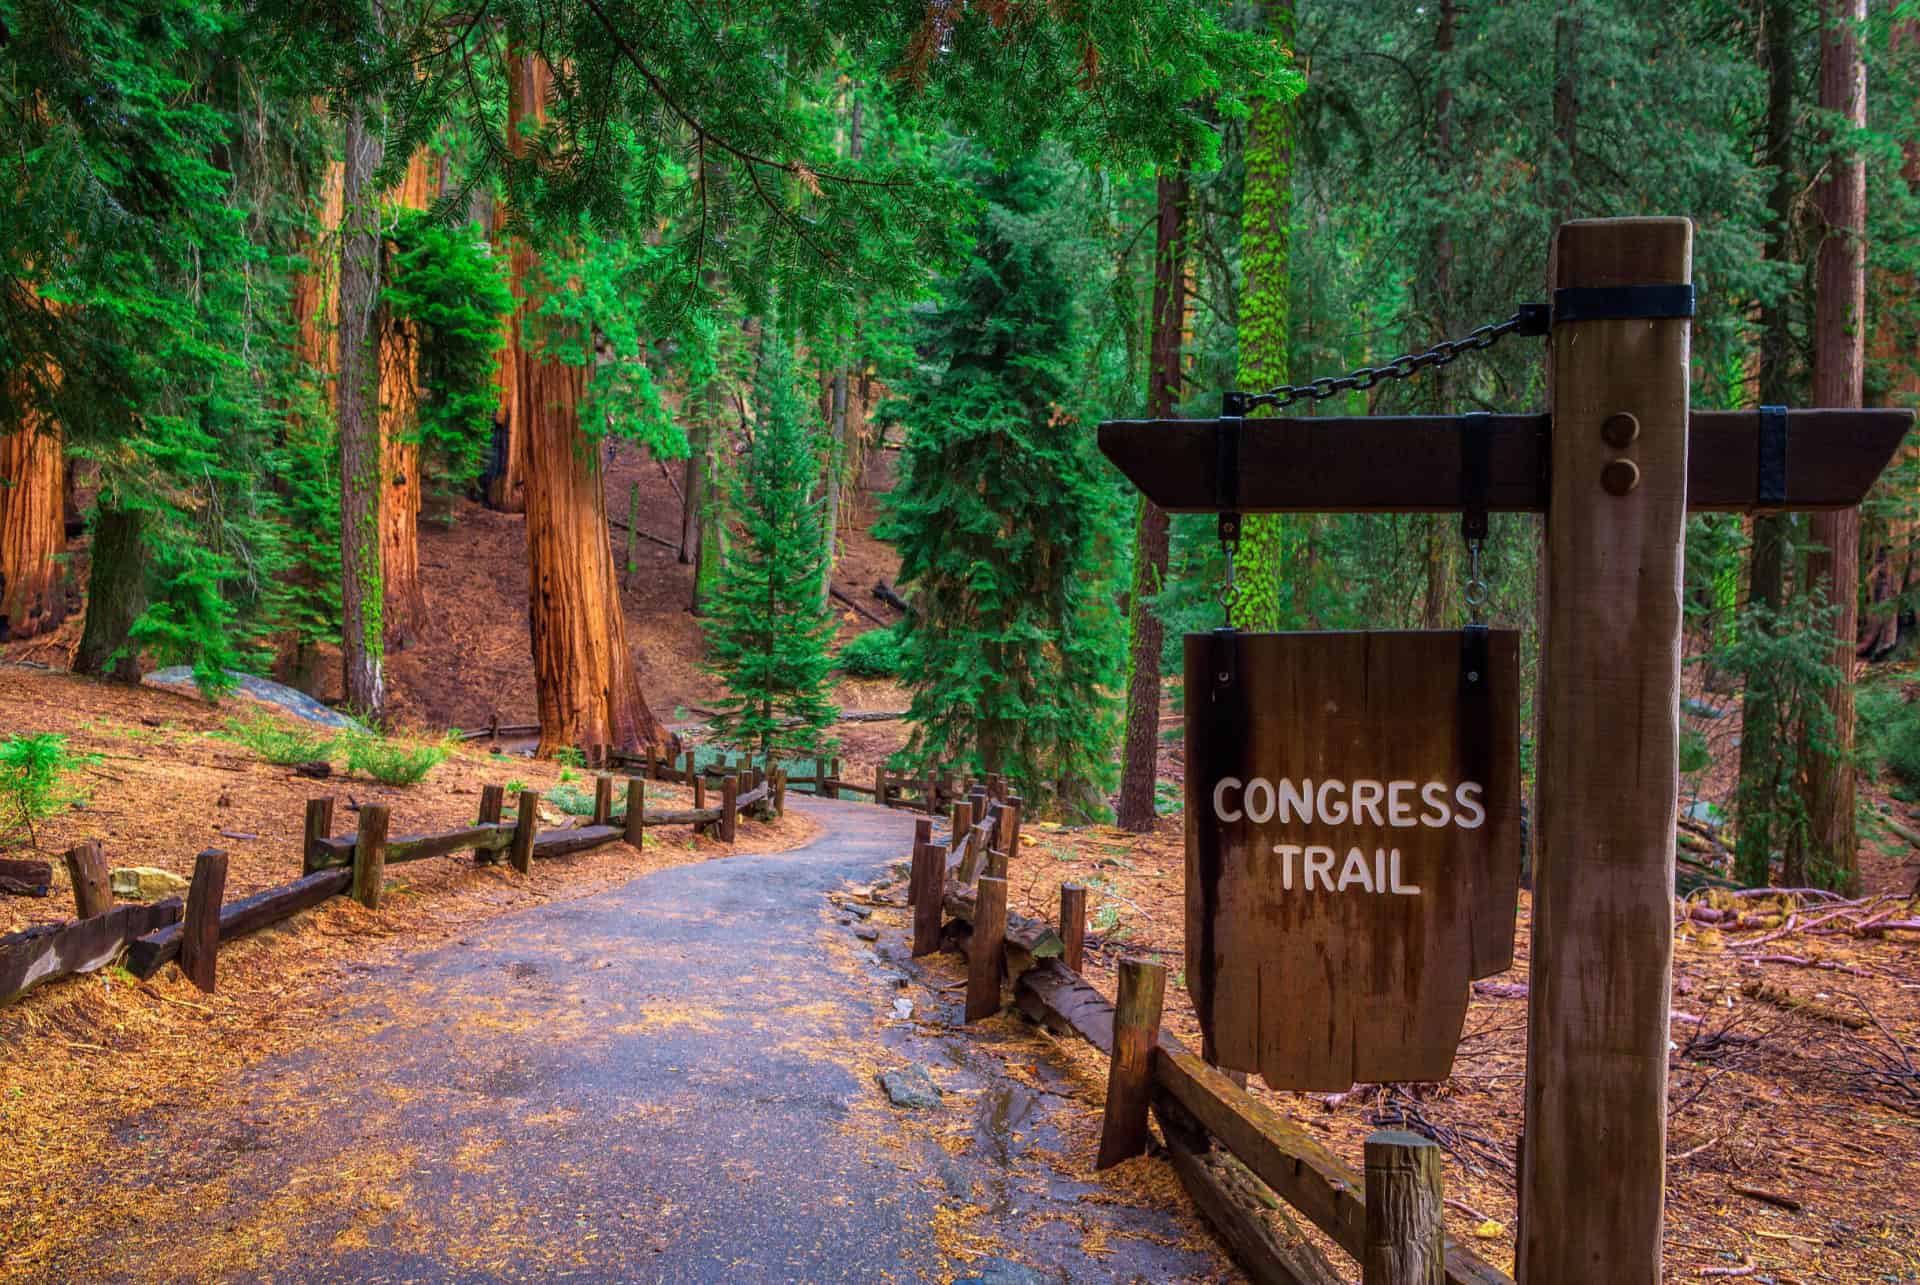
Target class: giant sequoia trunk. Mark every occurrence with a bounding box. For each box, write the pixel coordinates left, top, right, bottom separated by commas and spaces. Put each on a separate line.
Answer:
338, 99, 387, 720
378, 149, 433, 650
508, 54, 667, 759
0, 417, 66, 641
1801, 0, 1866, 891
485, 211, 527, 514
1115, 173, 1186, 832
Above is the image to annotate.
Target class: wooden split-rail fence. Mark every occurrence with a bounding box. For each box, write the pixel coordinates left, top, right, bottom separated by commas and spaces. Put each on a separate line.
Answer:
910, 782, 1508, 1285
0, 767, 786, 1007
612, 746, 981, 818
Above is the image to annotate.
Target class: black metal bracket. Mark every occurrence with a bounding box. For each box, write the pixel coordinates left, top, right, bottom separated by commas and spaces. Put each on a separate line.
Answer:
1757, 404, 1788, 508
1216, 394, 1244, 547
1460, 411, 1491, 543
1553, 284, 1696, 324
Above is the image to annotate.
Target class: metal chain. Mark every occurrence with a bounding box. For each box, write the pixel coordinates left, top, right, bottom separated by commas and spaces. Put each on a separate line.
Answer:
1236, 303, 1549, 413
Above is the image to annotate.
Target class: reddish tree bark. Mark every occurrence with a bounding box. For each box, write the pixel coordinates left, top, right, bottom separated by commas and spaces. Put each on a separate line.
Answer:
508, 54, 669, 760
1803, 0, 1865, 890
0, 415, 65, 641
379, 149, 432, 649
338, 95, 387, 720
1115, 173, 1187, 832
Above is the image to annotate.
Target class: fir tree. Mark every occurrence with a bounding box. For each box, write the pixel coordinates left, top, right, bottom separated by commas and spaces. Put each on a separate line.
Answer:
702, 327, 839, 762
879, 155, 1123, 818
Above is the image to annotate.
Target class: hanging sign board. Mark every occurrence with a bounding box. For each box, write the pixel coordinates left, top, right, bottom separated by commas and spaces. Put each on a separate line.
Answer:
1184, 630, 1523, 1091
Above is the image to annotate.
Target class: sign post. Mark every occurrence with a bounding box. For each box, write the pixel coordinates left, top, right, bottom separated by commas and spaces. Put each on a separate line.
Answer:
1095, 215, 1912, 1284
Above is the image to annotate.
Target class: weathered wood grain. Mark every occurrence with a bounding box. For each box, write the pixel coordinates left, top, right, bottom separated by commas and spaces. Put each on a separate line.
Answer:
63, 840, 112, 919
624, 778, 644, 847
350, 806, 388, 911
1, 900, 182, 1004
1097, 407, 1909, 513
1097, 956, 1165, 1169
125, 869, 351, 978
1364, 1131, 1445, 1285
529, 824, 622, 858
309, 822, 516, 869
1520, 216, 1688, 1285
180, 848, 228, 992
1184, 629, 1522, 1089
510, 790, 539, 873
1060, 883, 1087, 973
965, 875, 1007, 1022
0, 858, 51, 898
302, 797, 336, 875
476, 785, 505, 863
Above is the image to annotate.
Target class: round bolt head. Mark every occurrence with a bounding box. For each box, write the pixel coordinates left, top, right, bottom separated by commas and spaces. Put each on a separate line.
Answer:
1601, 411, 1640, 448
1601, 458, 1641, 496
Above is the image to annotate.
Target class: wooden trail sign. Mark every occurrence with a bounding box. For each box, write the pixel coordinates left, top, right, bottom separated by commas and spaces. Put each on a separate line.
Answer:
1186, 630, 1521, 1091
1097, 219, 1911, 1283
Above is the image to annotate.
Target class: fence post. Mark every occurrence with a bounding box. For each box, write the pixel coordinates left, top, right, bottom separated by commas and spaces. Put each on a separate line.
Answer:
352, 804, 390, 909
1060, 883, 1087, 972
179, 847, 228, 994
912, 842, 946, 958
475, 784, 504, 863
1522, 217, 1690, 1284
986, 846, 1007, 881
510, 790, 539, 874
999, 796, 1023, 866
772, 768, 787, 816
874, 764, 888, 807
1363, 1131, 1445, 1285
828, 758, 842, 800
624, 777, 645, 848
693, 769, 707, 818
969, 787, 987, 827
1096, 956, 1166, 1169
592, 774, 613, 826
63, 840, 111, 919
721, 774, 739, 844
302, 797, 336, 875
965, 875, 1007, 1023
987, 772, 1005, 802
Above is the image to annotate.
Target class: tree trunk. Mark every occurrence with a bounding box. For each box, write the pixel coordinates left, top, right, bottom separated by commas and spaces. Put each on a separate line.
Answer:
338, 98, 387, 720
1421, 0, 1459, 634
72, 504, 146, 682
1116, 173, 1186, 833
485, 206, 527, 514
378, 149, 433, 650
0, 418, 65, 642
1228, 0, 1295, 633
1804, 0, 1866, 891
1736, 0, 1799, 888
821, 366, 848, 609
509, 53, 668, 760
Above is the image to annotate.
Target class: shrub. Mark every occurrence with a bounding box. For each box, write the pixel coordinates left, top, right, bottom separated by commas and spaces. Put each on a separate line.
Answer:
837, 625, 903, 679
1679, 728, 1712, 776
547, 782, 598, 817
224, 712, 336, 765
0, 733, 98, 848
1860, 683, 1920, 789
343, 730, 449, 786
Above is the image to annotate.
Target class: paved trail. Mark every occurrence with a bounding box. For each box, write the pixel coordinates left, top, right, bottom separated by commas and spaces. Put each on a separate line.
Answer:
63, 798, 1230, 1284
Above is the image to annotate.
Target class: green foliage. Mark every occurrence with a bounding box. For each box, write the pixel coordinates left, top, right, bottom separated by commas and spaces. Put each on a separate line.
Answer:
0, 734, 98, 849
1713, 592, 1844, 887
702, 327, 840, 759
342, 729, 450, 786
836, 625, 904, 679
223, 713, 337, 766
1679, 729, 1713, 777
382, 212, 514, 498
878, 154, 1123, 818
1859, 682, 1920, 791
547, 782, 599, 817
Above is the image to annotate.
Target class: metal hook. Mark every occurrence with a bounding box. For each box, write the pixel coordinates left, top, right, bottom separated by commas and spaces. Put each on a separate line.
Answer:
1464, 538, 1489, 618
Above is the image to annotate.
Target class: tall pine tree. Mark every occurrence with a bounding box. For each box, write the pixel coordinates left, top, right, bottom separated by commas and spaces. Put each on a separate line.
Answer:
703, 327, 838, 761
880, 155, 1121, 817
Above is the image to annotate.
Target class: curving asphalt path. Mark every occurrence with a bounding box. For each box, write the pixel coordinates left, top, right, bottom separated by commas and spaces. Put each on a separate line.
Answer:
55, 796, 1232, 1284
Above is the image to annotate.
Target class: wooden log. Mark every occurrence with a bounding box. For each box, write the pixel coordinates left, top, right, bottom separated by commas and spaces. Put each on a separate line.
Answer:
0, 858, 51, 898
1001, 796, 1023, 865
721, 775, 739, 844
824, 758, 839, 800
1, 900, 182, 1003
641, 806, 723, 826
1364, 1131, 1446, 1285
969, 788, 987, 826
302, 797, 336, 875
875, 763, 890, 807
912, 842, 945, 958
959, 816, 996, 884
179, 848, 228, 993
986, 846, 1008, 880
530, 824, 622, 858
351, 805, 389, 910
476, 785, 505, 863
1522, 217, 1688, 1285
592, 775, 613, 826
1097, 956, 1166, 1168
62, 841, 112, 919
1158, 1104, 1344, 1285
624, 778, 645, 847
942, 879, 1066, 974
127, 869, 351, 977
950, 802, 971, 867
510, 790, 539, 873
1061, 883, 1087, 972
693, 770, 706, 816
772, 768, 786, 815
1008, 959, 1510, 1285
308, 823, 515, 869
736, 782, 771, 811
965, 876, 1007, 1022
